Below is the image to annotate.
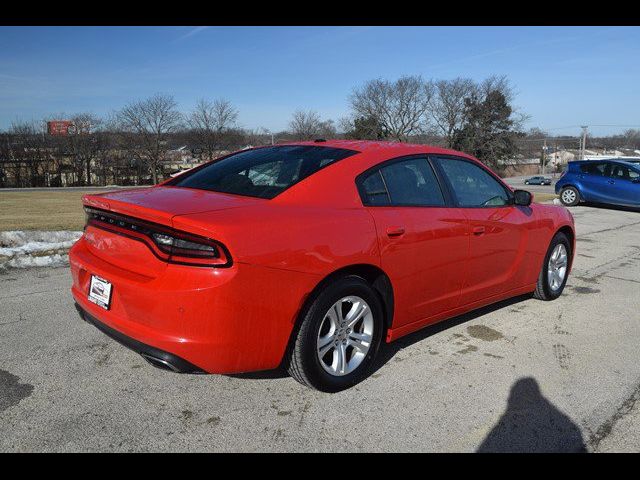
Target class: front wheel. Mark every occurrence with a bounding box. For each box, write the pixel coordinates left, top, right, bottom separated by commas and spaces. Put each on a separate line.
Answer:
286, 276, 384, 392
534, 232, 571, 301
559, 186, 580, 206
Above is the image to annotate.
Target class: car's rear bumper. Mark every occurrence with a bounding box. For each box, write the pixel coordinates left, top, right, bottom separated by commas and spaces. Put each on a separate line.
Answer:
74, 302, 204, 373
70, 235, 321, 374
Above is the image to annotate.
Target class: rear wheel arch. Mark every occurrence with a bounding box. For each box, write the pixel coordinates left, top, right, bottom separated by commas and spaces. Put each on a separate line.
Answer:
307, 264, 394, 330
283, 264, 394, 365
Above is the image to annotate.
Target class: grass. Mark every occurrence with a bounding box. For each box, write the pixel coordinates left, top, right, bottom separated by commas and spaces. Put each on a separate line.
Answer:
532, 193, 558, 203
0, 190, 100, 231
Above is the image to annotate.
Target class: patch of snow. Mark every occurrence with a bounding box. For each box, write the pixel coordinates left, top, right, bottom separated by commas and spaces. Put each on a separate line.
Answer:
0, 230, 82, 271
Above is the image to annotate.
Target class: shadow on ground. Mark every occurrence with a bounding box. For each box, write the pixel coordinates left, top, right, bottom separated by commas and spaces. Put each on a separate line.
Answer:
477, 377, 587, 453
578, 202, 640, 213
369, 294, 532, 375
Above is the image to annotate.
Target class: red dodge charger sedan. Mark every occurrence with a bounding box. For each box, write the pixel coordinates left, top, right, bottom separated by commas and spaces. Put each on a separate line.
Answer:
70, 140, 575, 391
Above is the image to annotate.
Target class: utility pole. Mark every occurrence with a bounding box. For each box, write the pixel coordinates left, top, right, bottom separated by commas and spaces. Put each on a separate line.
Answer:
580, 125, 588, 160
542, 139, 547, 175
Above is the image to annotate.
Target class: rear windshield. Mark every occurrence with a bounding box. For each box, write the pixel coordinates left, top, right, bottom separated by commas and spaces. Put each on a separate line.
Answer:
169, 145, 358, 199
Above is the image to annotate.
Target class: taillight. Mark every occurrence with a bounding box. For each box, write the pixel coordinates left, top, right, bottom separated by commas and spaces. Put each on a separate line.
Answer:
84, 207, 231, 267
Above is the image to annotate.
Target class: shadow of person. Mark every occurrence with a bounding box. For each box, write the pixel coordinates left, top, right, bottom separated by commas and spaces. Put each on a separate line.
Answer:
477, 377, 587, 453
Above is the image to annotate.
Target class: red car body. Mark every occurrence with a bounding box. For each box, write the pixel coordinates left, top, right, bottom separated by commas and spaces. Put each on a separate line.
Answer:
70, 140, 575, 375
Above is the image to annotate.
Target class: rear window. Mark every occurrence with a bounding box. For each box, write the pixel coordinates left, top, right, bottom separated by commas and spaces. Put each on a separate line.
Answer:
169, 145, 358, 199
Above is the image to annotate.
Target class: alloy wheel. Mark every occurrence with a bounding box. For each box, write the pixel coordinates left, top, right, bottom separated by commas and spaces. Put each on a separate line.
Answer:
316, 296, 374, 376
547, 244, 568, 291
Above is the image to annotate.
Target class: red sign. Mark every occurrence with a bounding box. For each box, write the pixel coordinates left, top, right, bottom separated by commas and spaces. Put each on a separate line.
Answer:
47, 120, 74, 136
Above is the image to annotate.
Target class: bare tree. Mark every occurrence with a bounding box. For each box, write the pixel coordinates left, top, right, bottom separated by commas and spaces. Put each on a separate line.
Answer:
115, 94, 183, 183
5, 121, 50, 187
65, 113, 103, 185
623, 129, 640, 149
428, 78, 475, 147
289, 110, 324, 140
349, 75, 433, 141
317, 119, 337, 139
188, 98, 239, 160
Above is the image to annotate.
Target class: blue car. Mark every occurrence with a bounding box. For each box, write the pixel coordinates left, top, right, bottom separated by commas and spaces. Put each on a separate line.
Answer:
524, 176, 552, 185
555, 160, 640, 207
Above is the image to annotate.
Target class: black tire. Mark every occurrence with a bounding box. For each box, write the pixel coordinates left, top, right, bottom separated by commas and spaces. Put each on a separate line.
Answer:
559, 186, 580, 206
534, 232, 571, 301
286, 275, 384, 392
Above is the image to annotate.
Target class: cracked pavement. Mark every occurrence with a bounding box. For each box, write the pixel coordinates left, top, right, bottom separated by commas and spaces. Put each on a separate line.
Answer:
1, 204, 639, 452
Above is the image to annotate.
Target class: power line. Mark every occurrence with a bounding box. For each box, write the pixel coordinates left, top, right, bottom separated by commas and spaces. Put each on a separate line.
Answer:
542, 124, 640, 131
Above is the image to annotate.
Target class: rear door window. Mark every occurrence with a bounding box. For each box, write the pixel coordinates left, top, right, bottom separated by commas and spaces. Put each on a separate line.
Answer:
358, 157, 445, 207
580, 162, 610, 176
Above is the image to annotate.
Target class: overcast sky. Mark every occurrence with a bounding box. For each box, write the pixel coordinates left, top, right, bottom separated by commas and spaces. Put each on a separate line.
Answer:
0, 26, 638, 136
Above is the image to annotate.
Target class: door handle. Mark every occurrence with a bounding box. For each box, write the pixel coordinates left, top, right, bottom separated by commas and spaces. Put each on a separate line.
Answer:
608, 180, 615, 184
386, 226, 405, 238
472, 226, 486, 236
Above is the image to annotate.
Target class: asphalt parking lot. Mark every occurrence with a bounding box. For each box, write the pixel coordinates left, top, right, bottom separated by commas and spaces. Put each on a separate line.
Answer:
1, 203, 640, 452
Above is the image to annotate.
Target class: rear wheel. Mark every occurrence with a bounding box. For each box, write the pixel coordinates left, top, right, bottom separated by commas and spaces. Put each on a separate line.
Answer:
286, 276, 384, 392
559, 186, 580, 206
534, 232, 571, 301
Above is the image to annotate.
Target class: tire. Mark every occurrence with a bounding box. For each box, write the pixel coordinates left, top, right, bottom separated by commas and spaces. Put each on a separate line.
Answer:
534, 232, 571, 301
286, 275, 384, 392
559, 186, 580, 206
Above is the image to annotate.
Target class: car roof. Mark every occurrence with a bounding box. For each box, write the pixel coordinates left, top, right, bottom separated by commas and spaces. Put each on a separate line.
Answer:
570, 159, 640, 168
271, 139, 509, 207
274, 139, 476, 160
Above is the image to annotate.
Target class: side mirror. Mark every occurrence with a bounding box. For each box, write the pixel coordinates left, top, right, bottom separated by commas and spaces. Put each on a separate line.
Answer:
513, 189, 532, 206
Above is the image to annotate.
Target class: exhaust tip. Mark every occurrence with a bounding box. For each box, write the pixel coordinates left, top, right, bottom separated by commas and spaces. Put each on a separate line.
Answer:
140, 353, 182, 372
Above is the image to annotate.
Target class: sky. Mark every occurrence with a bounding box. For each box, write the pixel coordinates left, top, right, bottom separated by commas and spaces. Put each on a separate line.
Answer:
0, 26, 639, 136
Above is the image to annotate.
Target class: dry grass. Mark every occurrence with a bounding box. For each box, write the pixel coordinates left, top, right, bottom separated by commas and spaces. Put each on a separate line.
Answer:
0, 190, 100, 231
532, 193, 558, 203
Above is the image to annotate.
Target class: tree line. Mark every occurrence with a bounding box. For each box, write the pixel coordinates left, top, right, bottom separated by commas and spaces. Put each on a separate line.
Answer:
2, 74, 638, 188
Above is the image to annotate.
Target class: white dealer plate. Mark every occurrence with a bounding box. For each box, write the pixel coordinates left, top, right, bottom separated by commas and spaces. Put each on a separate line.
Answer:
88, 275, 112, 310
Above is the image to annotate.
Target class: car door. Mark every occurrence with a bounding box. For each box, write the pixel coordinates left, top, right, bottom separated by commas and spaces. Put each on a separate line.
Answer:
577, 162, 612, 202
606, 163, 640, 206
432, 156, 541, 305
358, 155, 469, 328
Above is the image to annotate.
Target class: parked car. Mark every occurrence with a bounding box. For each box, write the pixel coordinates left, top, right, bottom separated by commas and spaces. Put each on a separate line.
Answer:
524, 176, 552, 185
70, 140, 575, 392
555, 160, 640, 207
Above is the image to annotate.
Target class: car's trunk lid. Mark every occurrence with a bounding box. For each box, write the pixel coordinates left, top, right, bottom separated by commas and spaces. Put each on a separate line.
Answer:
83, 186, 264, 225
81, 186, 263, 276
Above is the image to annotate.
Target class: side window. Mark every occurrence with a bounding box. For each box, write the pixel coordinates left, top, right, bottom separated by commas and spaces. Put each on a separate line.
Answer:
437, 157, 511, 207
610, 164, 640, 181
359, 157, 445, 207
580, 162, 609, 176
361, 171, 390, 206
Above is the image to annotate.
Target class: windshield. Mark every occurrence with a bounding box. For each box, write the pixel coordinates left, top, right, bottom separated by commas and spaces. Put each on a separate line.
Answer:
169, 145, 358, 199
